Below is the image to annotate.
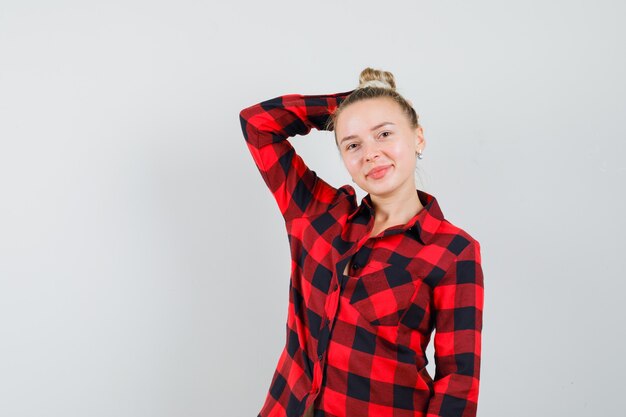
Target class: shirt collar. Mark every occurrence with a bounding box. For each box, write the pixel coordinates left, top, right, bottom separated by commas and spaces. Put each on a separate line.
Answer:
347, 188, 444, 245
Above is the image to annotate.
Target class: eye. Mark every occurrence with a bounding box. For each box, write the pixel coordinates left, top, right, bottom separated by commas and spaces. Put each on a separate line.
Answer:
379, 131, 391, 138
346, 143, 358, 151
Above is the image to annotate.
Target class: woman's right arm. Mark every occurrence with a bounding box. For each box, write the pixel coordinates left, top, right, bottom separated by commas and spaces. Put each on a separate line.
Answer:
238, 90, 353, 223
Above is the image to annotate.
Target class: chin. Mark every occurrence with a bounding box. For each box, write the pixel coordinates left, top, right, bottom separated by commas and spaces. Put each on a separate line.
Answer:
363, 183, 397, 197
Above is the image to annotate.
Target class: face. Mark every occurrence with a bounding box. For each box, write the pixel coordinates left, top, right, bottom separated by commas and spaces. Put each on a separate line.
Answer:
335, 97, 425, 198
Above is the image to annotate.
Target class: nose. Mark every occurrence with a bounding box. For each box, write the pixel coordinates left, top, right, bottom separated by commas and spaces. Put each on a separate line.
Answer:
364, 142, 381, 162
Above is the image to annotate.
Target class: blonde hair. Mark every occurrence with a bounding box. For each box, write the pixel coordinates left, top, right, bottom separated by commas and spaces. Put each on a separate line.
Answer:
326, 67, 419, 142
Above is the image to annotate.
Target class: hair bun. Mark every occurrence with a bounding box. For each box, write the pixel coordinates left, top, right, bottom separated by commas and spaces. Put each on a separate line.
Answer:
358, 67, 396, 90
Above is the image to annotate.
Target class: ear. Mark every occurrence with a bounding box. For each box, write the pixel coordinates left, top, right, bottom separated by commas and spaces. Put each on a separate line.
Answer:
414, 125, 425, 151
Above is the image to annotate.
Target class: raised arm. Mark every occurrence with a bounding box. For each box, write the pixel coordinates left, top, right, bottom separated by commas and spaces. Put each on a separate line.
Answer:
428, 241, 484, 417
238, 90, 353, 223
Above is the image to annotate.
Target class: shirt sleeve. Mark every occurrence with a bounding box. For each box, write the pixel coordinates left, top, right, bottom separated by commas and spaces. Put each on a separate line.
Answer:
427, 240, 484, 417
238, 90, 354, 223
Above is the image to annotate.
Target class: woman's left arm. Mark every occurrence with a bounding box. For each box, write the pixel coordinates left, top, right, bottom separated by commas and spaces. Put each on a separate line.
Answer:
427, 240, 484, 417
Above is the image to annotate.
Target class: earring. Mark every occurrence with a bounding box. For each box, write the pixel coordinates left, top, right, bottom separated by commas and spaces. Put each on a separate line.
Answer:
417, 150, 423, 160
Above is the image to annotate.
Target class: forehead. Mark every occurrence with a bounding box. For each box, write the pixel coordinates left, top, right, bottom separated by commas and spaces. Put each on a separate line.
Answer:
335, 97, 405, 134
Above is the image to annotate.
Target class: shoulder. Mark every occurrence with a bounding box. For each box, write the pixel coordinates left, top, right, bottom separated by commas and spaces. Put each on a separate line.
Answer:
316, 183, 359, 216
285, 182, 357, 228
436, 217, 482, 259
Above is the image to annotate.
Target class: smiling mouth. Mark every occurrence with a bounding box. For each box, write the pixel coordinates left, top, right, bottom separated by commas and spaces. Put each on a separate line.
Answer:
366, 165, 391, 179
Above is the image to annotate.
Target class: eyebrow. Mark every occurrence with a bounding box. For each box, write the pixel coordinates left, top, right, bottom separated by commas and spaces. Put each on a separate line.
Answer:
339, 122, 395, 145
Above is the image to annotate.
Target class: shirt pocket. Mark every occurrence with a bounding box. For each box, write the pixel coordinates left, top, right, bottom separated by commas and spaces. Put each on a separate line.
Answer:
348, 263, 417, 327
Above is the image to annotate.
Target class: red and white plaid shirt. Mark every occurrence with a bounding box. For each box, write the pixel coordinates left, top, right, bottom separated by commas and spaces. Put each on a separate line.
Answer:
239, 91, 484, 417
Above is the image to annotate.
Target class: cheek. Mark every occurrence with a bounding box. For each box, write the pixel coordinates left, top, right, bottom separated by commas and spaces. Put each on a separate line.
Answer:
391, 141, 413, 161
393, 139, 410, 152
343, 155, 361, 174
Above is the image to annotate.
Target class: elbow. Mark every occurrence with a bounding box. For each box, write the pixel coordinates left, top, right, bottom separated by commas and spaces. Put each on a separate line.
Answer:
239, 106, 256, 142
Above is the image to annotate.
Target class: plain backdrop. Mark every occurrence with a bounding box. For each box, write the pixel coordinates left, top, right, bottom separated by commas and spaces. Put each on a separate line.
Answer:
1, 1, 624, 416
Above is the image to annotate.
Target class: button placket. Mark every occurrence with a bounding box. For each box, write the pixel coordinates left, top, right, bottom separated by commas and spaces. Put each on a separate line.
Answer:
324, 284, 340, 322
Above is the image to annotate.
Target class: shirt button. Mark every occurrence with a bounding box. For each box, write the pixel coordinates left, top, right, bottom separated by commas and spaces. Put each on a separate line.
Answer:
318, 354, 323, 360
351, 263, 360, 270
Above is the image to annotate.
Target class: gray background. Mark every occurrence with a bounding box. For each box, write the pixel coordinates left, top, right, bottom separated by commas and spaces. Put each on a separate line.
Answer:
1, 1, 624, 416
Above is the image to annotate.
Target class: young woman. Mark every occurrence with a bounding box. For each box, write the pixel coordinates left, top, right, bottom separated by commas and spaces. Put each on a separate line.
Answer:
239, 68, 484, 417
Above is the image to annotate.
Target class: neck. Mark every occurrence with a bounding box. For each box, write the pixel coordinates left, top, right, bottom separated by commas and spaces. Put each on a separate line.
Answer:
369, 182, 424, 225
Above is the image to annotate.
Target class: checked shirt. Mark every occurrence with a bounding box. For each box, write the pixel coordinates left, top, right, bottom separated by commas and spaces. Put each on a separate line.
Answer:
239, 90, 484, 417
